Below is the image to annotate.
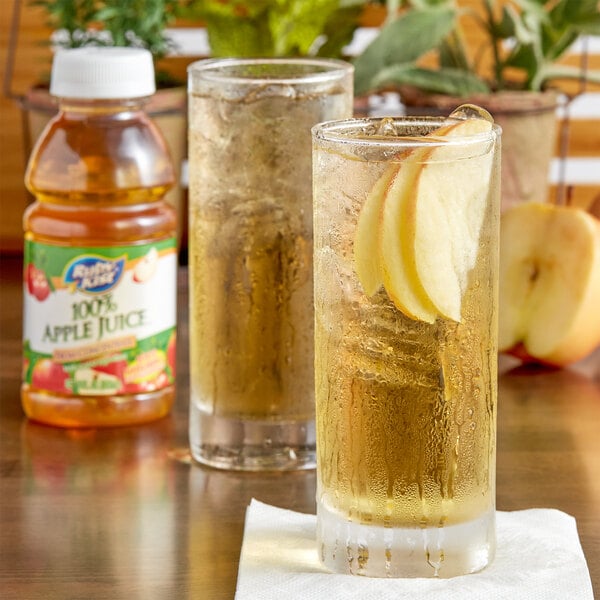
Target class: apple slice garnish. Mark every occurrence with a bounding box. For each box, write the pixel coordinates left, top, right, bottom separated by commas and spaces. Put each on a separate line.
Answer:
378, 147, 438, 322
353, 109, 495, 323
378, 117, 494, 322
354, 164, 397, 297
402, 117, 495, 321
499, 202, 600, 366
354, 105, 493, 323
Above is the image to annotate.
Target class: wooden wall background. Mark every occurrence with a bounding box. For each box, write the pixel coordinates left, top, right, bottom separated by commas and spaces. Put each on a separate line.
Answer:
1, 2, 52, 254
1, 0, 598, 255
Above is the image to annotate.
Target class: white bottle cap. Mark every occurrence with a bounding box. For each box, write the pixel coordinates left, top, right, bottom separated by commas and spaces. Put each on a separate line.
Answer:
50, 47, 156, 99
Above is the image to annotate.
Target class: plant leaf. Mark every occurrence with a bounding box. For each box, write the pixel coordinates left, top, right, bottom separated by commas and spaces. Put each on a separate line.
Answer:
185, 0, 361, 58
353, 6, 457, 95
205, 13, 274, 57
570, 18, 600, 37
267, 0, 345, 57
541, 28, 578, 62
316, 3, 364, 58
439, 29, 470, 70
535, 64, 600, 89
491, 6, 517, 39
550, 0, 600, 26
371, 64, 490, 96
511, 0, 550, 22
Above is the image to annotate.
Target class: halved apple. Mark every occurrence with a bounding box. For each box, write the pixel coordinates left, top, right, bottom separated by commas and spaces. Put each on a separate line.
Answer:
499, 202, 600, 366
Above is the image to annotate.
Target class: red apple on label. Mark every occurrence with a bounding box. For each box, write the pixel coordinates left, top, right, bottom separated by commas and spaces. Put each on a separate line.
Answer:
499, 202, 600, 367
123, 372, 169, 394
32, 359, 69, 392
93, 359, 127, 390
26, 264, 51, 301
166, 333, 176, 376
93, 359, 127, 379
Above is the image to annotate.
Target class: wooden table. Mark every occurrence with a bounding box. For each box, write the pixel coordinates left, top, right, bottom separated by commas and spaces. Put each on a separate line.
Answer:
1, 254, 599, 599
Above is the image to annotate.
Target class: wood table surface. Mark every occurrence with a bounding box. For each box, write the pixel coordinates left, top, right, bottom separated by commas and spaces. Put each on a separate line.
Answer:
1, 254, 599, 599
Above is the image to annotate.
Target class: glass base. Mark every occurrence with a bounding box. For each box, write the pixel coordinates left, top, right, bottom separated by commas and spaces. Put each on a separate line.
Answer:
317, 500, 495, 578
189, 401, 316, 471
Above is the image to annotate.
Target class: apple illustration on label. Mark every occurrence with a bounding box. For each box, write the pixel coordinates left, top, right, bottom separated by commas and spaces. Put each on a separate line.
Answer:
133, 247, 158, 283
166, 333, 176, 376
93, 359, 127, 388
26, 264, 51, 301
74, 368, 121, 395
499, 202, 600, 367
32, 359, 69, 392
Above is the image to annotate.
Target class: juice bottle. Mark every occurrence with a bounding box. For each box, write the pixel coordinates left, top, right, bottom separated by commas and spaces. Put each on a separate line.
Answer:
22, 47, 178, 427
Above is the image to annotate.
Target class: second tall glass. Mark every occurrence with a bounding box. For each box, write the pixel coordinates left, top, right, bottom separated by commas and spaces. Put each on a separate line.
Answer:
187, 58, 353, 471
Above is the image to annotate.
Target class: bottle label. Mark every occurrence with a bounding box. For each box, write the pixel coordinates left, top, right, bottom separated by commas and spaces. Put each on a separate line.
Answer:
23, 239, 177, 397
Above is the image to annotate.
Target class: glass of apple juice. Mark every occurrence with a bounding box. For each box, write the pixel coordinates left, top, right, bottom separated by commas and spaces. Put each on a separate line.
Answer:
312, 109, 501, 577
187, 58, 353, 471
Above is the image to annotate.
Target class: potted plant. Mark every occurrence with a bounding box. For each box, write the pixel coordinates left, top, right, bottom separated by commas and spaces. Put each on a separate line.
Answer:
176, 0, 369, 58
14, 0, 188, 243
352, 0, 600, 208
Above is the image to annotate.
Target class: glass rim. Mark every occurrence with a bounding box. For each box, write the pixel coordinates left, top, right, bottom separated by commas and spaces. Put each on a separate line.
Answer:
312, 117, 501, 149
187, 57, 354, 86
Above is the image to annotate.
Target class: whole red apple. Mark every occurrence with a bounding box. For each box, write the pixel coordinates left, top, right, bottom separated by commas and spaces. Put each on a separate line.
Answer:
32, 359, 69, 393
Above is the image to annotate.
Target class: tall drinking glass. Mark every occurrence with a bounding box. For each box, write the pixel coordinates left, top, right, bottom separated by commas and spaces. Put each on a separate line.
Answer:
187, 58, 353, 471
312, 113, 501, 577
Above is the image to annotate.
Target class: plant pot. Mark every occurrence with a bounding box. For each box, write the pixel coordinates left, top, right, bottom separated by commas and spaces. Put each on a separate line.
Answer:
401, 90, 561, 211
19, 85, 188, 246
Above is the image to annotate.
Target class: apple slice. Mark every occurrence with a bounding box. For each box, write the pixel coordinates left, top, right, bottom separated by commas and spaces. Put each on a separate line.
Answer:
410, 118, 494, 321
378, 149, 438, 322
353, 109, 496, 323
355, 149, 441, 322
499, 202, 600, 366
380, 118, 495, 322
354, 164, 397, 296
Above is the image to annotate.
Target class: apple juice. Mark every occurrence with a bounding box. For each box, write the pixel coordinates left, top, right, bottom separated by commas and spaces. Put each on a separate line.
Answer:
187, 59, 353, 470
22, 48, 177, 428
312, 116, 501, 577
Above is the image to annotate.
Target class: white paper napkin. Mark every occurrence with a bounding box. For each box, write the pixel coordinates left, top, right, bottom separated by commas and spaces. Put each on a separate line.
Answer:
235, 499, 594, 600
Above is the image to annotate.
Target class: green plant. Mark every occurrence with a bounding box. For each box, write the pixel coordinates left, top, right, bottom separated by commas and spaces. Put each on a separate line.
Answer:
354, 0, 600, 97
176, 0, 368, 58
32, 0, 179, 60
